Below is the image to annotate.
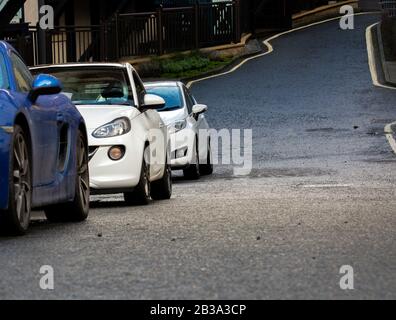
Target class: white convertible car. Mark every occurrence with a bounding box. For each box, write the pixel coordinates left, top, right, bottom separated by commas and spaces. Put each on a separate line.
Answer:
145, 81, 213, 180
31, 63, 172, 205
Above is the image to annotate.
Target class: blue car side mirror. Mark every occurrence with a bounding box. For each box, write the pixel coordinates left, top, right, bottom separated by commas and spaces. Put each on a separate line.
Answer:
29, 74, 63, 102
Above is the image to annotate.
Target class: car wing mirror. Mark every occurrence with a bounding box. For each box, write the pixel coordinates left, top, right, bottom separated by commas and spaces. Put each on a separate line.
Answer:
29, 74, 62, 102
142, 93, 165, 110
192, 104, 208, 116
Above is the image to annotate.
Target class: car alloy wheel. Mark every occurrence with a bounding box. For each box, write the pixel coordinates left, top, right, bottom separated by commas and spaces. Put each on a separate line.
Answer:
0, 125, 32, 235
13, 128, 32, 230
124, 155, 151, 206
151, 156, 172, 200
77, 134, 90, 212
143, 161, 150, 198
183, 139, 200, 180
199, 141, 214, 176
166, 163, 172, 193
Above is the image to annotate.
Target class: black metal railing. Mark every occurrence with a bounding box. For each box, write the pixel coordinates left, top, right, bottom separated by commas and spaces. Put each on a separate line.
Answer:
1, 0, 241, 66
44, 25, 103, 64
116, 0, 240, 57
0, 24, 39, 65
380, 0, 396, 17
198, 1, 237, 47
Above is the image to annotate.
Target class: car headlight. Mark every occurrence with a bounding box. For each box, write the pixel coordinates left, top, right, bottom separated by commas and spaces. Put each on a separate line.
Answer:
169, 119, 187, 133
92, 117, 131, 138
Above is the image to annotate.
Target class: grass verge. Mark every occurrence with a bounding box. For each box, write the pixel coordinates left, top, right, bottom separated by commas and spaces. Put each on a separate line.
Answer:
136, 52, 233, 79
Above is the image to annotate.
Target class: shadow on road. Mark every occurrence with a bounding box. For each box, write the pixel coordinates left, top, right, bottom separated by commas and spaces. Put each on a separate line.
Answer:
90, 200, 134, 209
172, 175, 214, 184
0, 219, 88, 241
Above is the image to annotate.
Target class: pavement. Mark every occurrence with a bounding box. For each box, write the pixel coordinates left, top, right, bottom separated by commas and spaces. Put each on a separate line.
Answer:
0, 13, 395, 300
359, 0, 381, 11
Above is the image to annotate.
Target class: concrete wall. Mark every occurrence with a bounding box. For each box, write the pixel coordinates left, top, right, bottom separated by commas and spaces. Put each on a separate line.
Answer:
23, 0, 39, 25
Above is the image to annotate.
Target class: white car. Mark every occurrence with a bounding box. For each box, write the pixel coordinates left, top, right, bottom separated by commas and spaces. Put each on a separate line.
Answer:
145, 81, 213, 180
31, 63, 172, 205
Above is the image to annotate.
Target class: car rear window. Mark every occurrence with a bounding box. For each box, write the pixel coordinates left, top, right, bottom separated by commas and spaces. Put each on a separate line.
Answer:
145, 86, 183, 112
31, 67, 134, 106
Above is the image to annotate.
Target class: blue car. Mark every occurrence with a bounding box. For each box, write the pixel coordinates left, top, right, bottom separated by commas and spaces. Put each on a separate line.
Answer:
0, 41, 90, 235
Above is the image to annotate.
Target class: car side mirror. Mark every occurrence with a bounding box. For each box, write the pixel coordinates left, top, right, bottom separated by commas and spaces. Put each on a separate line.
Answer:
142, 93, 165, 110
192, 104, 208, 116
29, 74, 62, 102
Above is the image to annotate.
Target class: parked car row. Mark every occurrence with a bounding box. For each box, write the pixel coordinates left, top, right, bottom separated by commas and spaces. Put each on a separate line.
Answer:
0, 41, 212, 236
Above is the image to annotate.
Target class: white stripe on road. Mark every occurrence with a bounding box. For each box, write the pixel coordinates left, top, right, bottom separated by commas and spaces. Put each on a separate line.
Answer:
186, 12, 378, 89
298, 184, 354, 188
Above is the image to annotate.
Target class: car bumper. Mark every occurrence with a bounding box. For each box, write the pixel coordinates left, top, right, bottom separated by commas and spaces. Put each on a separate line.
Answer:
169, 128, 195, 169
87, 132, 144, 192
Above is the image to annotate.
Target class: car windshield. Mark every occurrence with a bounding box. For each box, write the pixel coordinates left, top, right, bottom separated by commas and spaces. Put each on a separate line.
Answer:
146, 86, 183, 112
32, 67, 134, 106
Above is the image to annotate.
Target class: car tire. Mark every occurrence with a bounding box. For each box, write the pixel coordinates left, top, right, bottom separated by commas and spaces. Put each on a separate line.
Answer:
124, 156, 150, 206
0, 124, 32, 236
151, 157, 172, 200
183, 139, 200, 180
44, 131, 90, 223
199, 141, 213, 176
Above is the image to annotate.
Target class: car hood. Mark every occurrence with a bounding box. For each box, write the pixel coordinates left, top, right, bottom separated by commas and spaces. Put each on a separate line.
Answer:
159, 108, 187, 126
76, 105, 140, 131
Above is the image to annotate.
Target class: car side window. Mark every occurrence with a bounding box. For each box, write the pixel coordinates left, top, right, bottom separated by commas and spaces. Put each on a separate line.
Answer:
183, 86, 195, 114
0, 53, 9, 90
11, 53, 33, 93
132, 71, 146, 106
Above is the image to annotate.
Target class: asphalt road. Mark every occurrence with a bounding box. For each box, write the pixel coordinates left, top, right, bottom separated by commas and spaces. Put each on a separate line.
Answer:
1, 14, 395, 300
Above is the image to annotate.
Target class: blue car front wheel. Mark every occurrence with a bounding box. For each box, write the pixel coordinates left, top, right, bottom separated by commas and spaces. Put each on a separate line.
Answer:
0, 124, 32, 235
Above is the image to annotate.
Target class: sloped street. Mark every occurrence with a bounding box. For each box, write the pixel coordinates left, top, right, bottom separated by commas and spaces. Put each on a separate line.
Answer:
0, 13, 395, 300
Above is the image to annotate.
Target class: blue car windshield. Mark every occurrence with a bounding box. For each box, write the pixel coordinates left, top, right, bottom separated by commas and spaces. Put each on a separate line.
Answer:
31, 67, 134, 106
146, 86, 183, 112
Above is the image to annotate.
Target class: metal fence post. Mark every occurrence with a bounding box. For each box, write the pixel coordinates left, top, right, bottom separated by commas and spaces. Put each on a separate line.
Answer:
234, 0, 241, 43
158, 5, 164, 55
36, 21, 48, 64
115, 11, 120, 60
194, 1, 200, 50
100, 21, 106, 61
